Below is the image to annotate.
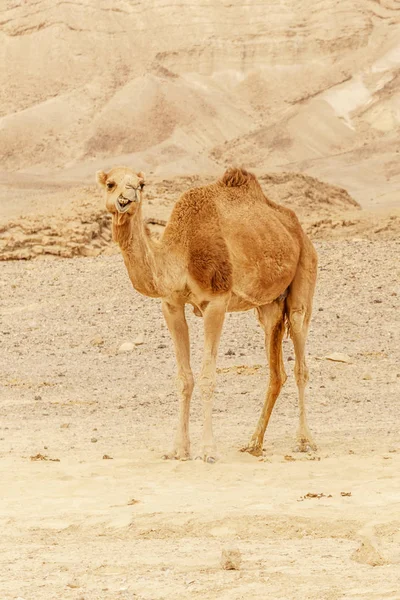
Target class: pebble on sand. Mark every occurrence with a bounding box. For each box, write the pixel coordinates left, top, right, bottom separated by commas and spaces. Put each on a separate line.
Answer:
90, 334, 104, 347
325, 352, 352, 363
220, 548, 242, 570
118, 342, 135, 354
351, 539, 386, 566
134, 332, 145, 345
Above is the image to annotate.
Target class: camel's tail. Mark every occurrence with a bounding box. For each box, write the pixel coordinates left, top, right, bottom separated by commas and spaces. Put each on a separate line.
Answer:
284, 303, 291, 339
276, 287, 291, 339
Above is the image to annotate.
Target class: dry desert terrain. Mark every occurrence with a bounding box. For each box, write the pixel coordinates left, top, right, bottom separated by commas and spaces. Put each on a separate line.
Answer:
1, 1, 400, 599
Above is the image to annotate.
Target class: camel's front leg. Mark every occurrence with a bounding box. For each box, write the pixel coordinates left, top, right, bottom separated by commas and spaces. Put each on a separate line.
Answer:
196, 296, 227, 463
162, 301, 194, 460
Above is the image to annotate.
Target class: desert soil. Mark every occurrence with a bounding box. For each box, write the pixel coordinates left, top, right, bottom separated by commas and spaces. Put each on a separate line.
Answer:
1, 1, 400, 598
1, 236, 399, 600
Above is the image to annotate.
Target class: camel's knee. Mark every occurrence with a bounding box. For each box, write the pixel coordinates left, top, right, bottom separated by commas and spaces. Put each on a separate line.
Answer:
269, 369, 285, 394
294, 361, 309, 386
273, 361, 287, 389
199, 363, 216, 401
289, 309, 306, 334
199, 375, 215, 399
177, 371, 194, 398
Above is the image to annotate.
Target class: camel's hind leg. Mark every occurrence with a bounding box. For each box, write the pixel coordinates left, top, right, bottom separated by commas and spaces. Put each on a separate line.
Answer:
241, 299, 287, 456
287, 239, 318, 452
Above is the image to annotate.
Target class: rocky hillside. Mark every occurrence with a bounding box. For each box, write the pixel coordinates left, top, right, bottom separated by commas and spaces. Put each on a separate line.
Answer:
0, 0, 399, 205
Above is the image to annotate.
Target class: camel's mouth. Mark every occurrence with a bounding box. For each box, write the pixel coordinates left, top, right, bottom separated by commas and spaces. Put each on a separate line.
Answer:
115, 190, 141, 214
115, 197, 134, 213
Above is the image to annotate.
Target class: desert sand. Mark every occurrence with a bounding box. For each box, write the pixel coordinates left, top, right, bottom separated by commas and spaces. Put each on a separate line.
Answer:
1, 1, 400, 599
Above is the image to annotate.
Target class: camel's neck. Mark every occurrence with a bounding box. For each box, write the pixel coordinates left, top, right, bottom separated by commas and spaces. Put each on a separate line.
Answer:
112, 205, 162, 298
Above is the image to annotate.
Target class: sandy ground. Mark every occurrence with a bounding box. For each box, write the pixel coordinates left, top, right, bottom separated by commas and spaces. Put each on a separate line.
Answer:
1, 238, 400, 599
1, 2, 400, 598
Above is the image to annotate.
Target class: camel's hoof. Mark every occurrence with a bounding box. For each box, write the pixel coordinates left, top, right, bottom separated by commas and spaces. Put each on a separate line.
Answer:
240, 443, 263, 457
194, 449, 218, 463
162, 450, 191, 461
162, 453, 177, 461
194, 455, 217, 463
293, 439, 317, 453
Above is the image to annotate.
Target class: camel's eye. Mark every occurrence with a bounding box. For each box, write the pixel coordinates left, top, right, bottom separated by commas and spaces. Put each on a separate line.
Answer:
139, 182, 144, 190
106, 181, 115, 190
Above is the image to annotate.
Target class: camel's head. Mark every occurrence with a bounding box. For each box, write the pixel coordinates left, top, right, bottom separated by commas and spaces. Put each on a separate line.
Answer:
96, 167, 145, 216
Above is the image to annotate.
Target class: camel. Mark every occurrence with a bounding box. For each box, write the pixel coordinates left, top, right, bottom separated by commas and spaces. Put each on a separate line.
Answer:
96, 166, 318, 462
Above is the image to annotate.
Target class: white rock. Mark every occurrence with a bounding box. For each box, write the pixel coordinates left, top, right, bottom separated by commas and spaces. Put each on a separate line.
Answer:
220, 548, 242, 570
325, 352, 352, 364
90, 334, 104, 347
118, 342, 134, 354
134, 333, 144, 345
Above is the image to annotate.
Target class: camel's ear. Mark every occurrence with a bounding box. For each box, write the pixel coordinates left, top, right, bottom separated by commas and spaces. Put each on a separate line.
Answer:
137, 171, 145, 186
96, 170, 107, 187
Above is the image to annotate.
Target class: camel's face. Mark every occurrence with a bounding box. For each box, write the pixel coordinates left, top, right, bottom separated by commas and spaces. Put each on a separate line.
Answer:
96, 167, 145, 216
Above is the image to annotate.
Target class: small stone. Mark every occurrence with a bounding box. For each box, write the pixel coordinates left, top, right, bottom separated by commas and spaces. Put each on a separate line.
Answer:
66, 579, 80, 588
91, 437, 98, 443
362, 373, 372, 380
102, 454, 113, 460
30, 453, 47, 461
60, 423, 70, 429
351, 539, 386, 566
81, 246, 99, 258
118, 342, 134, 354
34, 394, 42, 401
225, 349, 235, 356
325, 352, 352, 364
134, 333, 145, 345
221, 548, 242, 570
91, 334, 104, 347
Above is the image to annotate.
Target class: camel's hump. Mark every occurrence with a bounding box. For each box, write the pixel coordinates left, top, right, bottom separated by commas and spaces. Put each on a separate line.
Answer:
220, 167, 257, 187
